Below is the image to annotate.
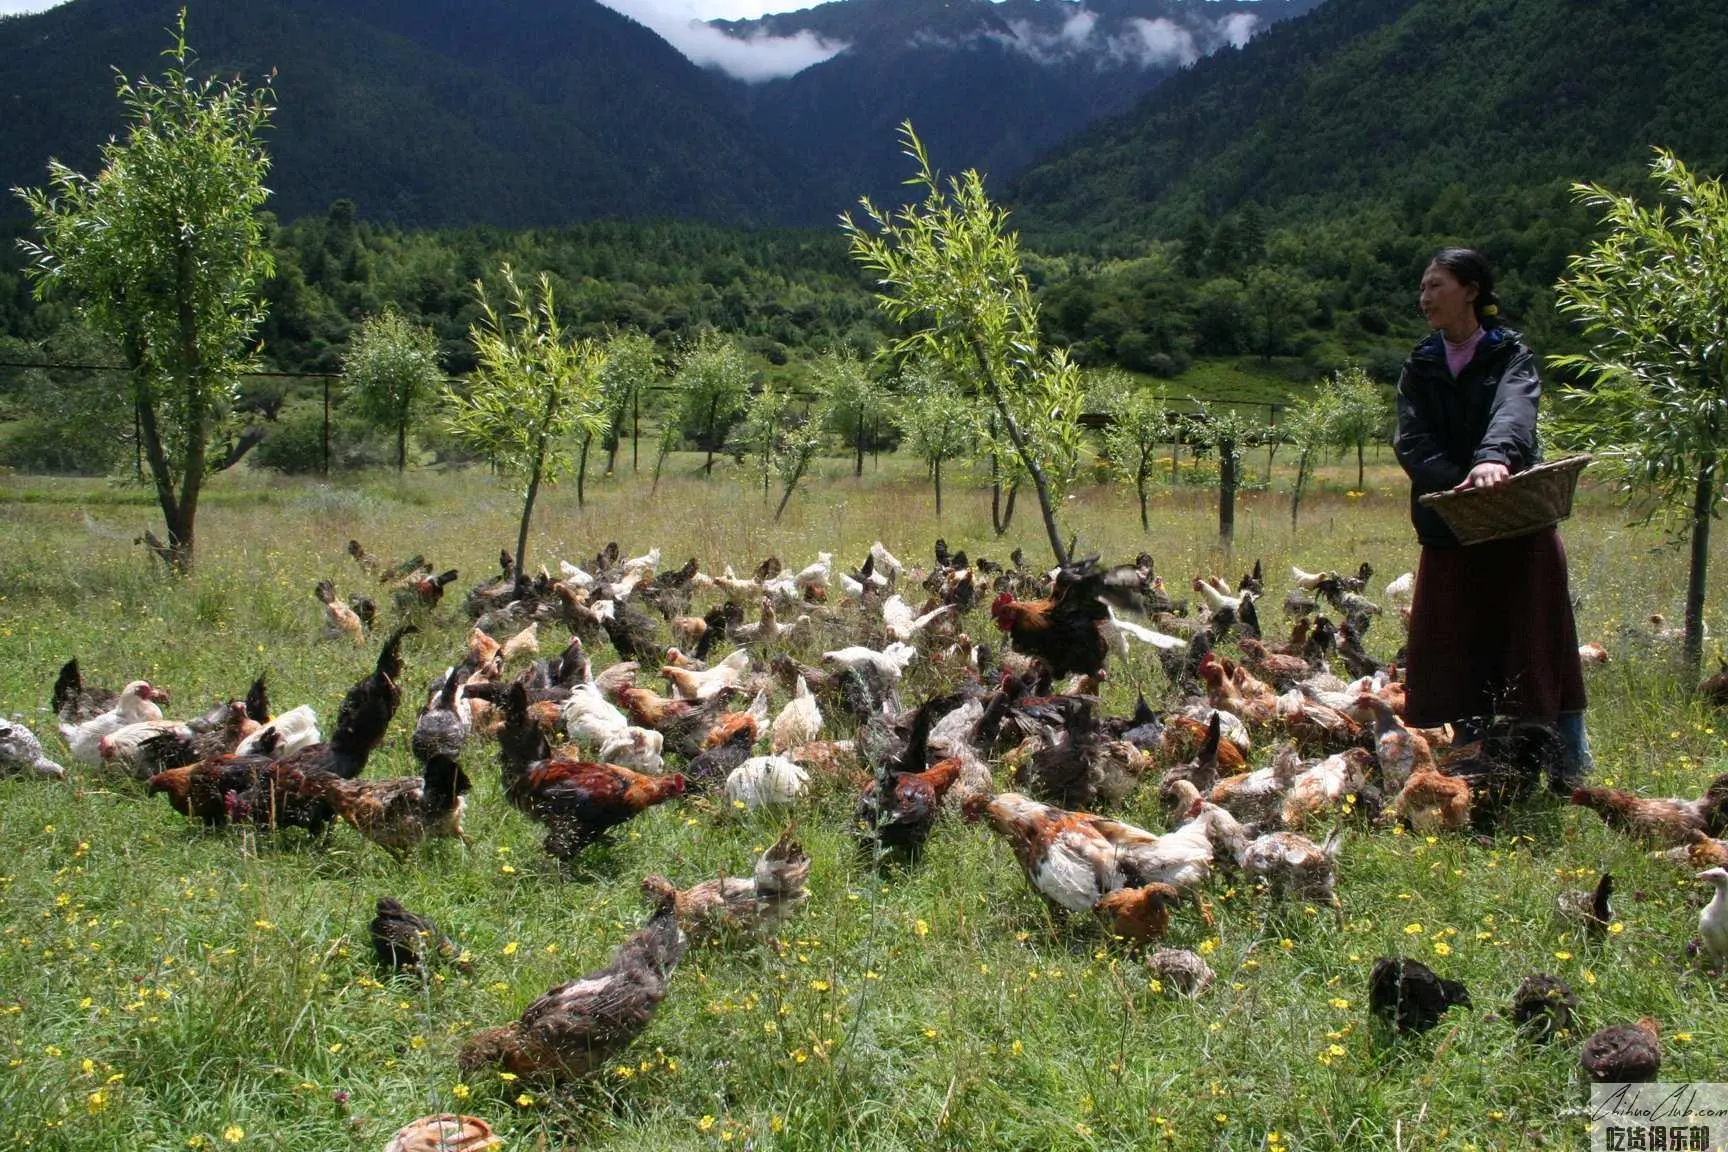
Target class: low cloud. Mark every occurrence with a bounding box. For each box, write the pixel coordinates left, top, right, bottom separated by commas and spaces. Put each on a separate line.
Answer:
982, 7, 1272, 70
1118, 17, 1199, 67
598, 0, 846, 82
1222, 12, 1260, 48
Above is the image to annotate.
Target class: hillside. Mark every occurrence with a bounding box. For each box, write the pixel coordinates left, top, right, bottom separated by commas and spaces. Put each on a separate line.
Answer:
1010, 0, 1728, 246
719, 0, 1322, 210
0, 0, 816, 228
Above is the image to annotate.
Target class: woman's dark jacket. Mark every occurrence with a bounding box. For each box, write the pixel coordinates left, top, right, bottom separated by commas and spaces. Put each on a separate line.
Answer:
1393, 327, 1541, 546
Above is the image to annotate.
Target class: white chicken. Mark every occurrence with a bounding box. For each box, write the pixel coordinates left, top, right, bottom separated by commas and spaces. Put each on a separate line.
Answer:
60, 680, 168, 764
823, 642, 917, 682
1281, 748, 1374, 829
1700, 867, 1728, 965
882, 595, 952, 643
1290, 565, 1328, 590
599, 726, 665, 772
1103, 605, 1186, 659
770, 677, 823, 752
792, 552, 832, 595
0, 719, 66, 779
236, 704, 321, 758
622, 547, 661, 578
661, 648, 751, 701
725, 755, 810, 809
1384, 571, 1415, 607
561, 683, 630, 749
1192, 579, 1250, 617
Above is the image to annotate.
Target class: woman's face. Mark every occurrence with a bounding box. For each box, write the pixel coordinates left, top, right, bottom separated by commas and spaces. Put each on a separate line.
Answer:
1419, 263, 1478, 332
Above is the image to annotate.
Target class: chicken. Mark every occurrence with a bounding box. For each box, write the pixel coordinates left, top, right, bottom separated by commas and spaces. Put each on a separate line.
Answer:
315, 580, 365, 644
770, 676, 823, 753
316, 752, 472, 859
883, 595, 952, 644
0, 719, 66, 779
856, 698, 964, 859
1160, 713, 1247, 776
684, 725, 758, 794
498, 683, 686, 859
1368, 957, 1471, 1035
100, 700, 258, 779
1158, 712, 1233, 818
1207, 744, 1302, 829
1198, 653, 1276, 728
1093, 883, 1181, 946
661, 649, 751, 701
724, 756, 809, 810
145, 735, 281, 826
979, 792, 1126, 914
412, 672, 470, 767
500, 622, 539, 663
51, 658, 118, 726
1555, 872, 1614, 941
1289, 565, 1327, 591
457, 894, 686, 1082
1281, 748, 1376, 830
383, 1115, 498, 1152
1241, 828, 1344, 922
989, 556, 1140, 679
639, 829, 811, 945
370, 897, 471, 973
614, 684, 740, 760
1236, 638, 1311, 691
822, 642, 918, 683
1388, 768, 1472, 834
1095, 799, 1229, 892
60, 680, 169, 764
1509, 973, 1576, 1043
1580, 1018, 1661, 1083
1659, 833, 1728, 870
394, 568, 460, 613
597, 727, 665, 773
235, 704, 320, 759
1700, 866, 1728, 965
1571, 777, 1728, 847
1144, 948, 1214, 995
1359, 695, 1432, 792
1015, 699, 1145, 811
1384, 571, 1415, 607
1578, 641, 1608, 667
561, 683, 631, 750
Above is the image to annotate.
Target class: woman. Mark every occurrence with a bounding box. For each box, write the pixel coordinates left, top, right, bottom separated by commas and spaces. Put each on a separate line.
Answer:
1393, 248, 1588, 786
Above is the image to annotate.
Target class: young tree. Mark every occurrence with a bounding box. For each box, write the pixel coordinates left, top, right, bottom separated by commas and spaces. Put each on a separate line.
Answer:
445, 266, 605, 576
1243, 266, 1316, 361
16, 14, 275, 572
343, 307, 443, 472
1099, 373, 1174, 532
818, 351, 889, 477
1552, 150, 1728, 673
1329, 365, 1391, 491
1191, 404, 1258, 542
600, 329, 660, 473
844, 123, 1085, 567
1284, 388, 1343, 528
673, 331, 752, 478
895, 358, 977, 516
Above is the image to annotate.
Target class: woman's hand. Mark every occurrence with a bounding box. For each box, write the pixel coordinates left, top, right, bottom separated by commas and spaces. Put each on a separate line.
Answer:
1455, 462, 1510, 490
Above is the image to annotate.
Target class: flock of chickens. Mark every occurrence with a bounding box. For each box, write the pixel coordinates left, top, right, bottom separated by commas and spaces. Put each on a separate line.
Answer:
4, 535, 1728, 1112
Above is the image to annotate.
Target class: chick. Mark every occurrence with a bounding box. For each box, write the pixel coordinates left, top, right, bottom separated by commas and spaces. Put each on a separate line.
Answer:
1144, 948, 1214, 996
1555, 872, 1614, 942
1093, 883, 1181, 947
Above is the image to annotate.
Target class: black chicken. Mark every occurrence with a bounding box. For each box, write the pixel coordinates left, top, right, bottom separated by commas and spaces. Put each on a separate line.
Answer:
1368, 956, 1471, 1035
1509, 973, 1577, 1043
370, 897, 471, 973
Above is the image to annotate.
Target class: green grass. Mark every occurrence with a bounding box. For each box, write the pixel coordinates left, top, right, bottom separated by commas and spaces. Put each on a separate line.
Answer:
1, 456, 1725, 1151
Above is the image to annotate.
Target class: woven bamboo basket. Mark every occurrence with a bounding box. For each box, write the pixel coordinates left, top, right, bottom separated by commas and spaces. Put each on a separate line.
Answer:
1418, 454, 1592, 545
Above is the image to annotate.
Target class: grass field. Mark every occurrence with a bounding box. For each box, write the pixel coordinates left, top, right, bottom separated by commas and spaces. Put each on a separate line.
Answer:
1, 453, 1724, 1152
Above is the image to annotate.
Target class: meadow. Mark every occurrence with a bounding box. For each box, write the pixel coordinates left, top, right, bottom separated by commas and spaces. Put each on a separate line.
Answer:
0, 451, 1724, 1152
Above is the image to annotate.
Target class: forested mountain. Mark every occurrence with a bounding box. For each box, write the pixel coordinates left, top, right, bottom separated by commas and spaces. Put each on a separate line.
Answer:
0, 0, 816, 228
718, 0, 1323, 210
1010, 0, 1728, 247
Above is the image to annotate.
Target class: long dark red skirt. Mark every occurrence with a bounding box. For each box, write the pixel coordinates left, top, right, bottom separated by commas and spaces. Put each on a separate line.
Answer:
1403, 528, 1587, 728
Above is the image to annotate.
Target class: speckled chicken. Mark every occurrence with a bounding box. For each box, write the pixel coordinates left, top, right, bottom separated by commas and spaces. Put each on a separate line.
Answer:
1509, 973, 1576, 1043
1571, 776, 1728, 847
370, 897, 471, 973
639, 829, 810, 945
0, 719, 65, 779
1580, 1018, 1661, 1083
456, 894, 686, 1082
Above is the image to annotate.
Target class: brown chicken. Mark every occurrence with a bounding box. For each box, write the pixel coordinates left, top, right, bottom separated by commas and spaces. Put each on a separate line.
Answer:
498, 683, 685, 859
1094, 883, 1181, 946
316, 581, 365, 644
457, 893, 686, 1082
146, 730, 281, 825
1235, 638, 1311, 690
1198, 653, 1276, 727
1571, 776, 1728, 847
987, 557, 1140, 679
1389, 768, 1472, 833
1161, 714, 1247, 775
1660, 832, 1728, 869
612, 684, 739, 759
856, 698, 963, 860
316, 753, 472, 859
393, 568, 460, 613
639, 829, 810, 945
1580, 1017, 1661, 1083
1360, 695, 1433, 792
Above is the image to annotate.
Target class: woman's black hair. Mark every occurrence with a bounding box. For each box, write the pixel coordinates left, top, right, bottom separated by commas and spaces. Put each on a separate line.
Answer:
1429, 247, 1502, 328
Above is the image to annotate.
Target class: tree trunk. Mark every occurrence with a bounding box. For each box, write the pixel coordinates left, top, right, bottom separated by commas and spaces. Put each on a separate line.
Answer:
774, 450, 813, 523
396, 413, 407, 473
933, 457, 944, 516
982, 379, 1067, 566
1684, 457, 1716, 677
322, 376, 331, 478
1356, 441, 1365, 491
703, 395, 720, 477
576, 432, 591, 509
632, 390, 640, 471
1263, 438, 1280, 485
1219, 438, 1237, 543
170, 239, 207, 574
516, 454, 543, 581
1136, 460, 1149, 532
854, 416, 865, 478
1170, 433, 1181, 485
1291, 448, 1313, 529
651, 439, 669, 496
1000, 481, 1018, 533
